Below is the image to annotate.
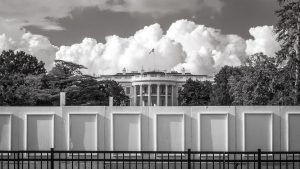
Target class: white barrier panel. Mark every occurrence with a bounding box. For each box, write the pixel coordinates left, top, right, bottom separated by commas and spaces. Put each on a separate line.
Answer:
1, 106, 300, 151
288, 113, 300, 151
244, 113, 273, 151
112, 113, 141, 151
0, 114, 11, 151
26, 114, 54, 150
199, 113, 228, 151
155, 114, 184, 151
68, 114, 97, 151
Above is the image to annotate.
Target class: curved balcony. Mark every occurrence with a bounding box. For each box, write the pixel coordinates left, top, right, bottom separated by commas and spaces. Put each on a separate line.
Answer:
132, 75, 177, 83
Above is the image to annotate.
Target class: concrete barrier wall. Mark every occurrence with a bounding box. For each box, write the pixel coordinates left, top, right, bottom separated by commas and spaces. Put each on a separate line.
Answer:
0, 106, 299, 151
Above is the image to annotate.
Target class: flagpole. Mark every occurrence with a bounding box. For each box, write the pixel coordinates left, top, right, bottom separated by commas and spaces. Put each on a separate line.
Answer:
149, 48, 156, 72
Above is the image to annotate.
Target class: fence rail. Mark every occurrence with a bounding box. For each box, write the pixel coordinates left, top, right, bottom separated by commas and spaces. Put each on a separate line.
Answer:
0, 149, 300, 169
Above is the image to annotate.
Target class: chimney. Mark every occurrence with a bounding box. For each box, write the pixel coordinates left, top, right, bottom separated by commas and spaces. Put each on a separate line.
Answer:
181, 67, 186, 75
122, 67, 126, 75
60, 92, 66, 106
141, 67, 145, 74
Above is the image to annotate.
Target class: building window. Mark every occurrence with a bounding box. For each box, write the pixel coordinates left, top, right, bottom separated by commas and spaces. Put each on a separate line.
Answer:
161, 86, 165, 95
143, 86, 148, 94
151, 85, 157, 94
126, 87, 130, 95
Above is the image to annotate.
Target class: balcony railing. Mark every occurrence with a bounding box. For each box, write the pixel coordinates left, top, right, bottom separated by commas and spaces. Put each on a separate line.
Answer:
132, 75, 178, 82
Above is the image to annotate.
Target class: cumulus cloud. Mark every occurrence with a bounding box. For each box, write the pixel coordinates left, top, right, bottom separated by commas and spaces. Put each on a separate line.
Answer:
0, 19, 58, 70
0, 18, 281, 75
56, 20, 249, 75
166, 20, 246, 74
0, 0, 224, 30
56, 24, 186, 74
246, 26, 280, 57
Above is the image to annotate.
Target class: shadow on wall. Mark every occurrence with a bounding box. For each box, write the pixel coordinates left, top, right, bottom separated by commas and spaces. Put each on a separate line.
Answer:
70, 114, 96, 151
0, 115, 10, 150
27, 115, 53, 150
201, 114, 227, 151
157, 115, 184, 151
113, 114, 140, 151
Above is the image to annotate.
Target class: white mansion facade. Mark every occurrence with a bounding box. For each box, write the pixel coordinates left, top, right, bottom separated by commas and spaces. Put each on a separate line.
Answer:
97, 68, 213, 106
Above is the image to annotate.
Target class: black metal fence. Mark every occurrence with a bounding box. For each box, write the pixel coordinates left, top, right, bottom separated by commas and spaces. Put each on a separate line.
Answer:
0, 149, 300, 169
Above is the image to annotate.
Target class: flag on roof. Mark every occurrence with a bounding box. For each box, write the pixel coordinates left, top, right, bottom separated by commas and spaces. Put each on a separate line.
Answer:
149, 48, 155, 54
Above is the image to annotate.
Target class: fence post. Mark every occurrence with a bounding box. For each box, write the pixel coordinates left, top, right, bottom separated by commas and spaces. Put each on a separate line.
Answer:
50, 148, 54, 169
187, 149, 191, 169
258, 149, 261, 169
17, 152, 20, 169
223, 152, 225, 169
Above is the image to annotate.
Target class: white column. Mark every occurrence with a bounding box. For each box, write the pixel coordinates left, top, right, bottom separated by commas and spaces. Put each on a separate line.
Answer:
148, 84, 151, 106
157, 84, 160, 106
175, 85, 179, 106
140, 85, 143, 106
165, 85, 168, 106
133, 85, 137, 106
171, 85, 174, 106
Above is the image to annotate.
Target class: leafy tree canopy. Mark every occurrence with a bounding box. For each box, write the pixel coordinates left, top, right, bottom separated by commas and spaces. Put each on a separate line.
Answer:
275, 0, 300, 104
0, 50, 46, 76
229, 53, 279, 105
178, 79, 212, 106
210, 65, 242, 105
0, 50, 47, 106
45, 60, 129, 106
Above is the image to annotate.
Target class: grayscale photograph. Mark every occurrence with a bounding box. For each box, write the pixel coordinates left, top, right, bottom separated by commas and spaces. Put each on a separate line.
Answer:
0, 0, 299, 168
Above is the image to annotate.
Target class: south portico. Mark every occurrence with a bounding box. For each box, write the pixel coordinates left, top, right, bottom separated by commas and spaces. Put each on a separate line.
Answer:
131, 82, 178, 106
97, 69, 213, 106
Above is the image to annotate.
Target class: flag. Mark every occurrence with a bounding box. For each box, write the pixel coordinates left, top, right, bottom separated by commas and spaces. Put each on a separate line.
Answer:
149, 48, 155, 54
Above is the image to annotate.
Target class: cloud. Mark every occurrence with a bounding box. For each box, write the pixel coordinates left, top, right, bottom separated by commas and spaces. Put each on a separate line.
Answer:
0, 0, 224, 30
0, 18, 281, 75
246, 26, 280, 57
0, 19, 58, 70
56, 20, 248, 75
56, 24, 186, 74
166, 20, 247, 74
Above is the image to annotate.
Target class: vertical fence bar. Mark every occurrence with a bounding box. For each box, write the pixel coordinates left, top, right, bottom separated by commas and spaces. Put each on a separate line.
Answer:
17, 152, 20, 169
187, 149, 191, 169
28, 152, 30, 169
123, 152, 125, 169
5, 150, 300, 169
58, 153, 61, 169
258, 149, 261, 169
136, 152, 138, 169
223, 152, 225, 169
51, 148, 54, 169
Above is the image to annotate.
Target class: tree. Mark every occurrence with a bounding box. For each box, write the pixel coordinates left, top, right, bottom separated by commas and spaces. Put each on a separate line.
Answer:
271, 62, 295, 105
275, 0, 300, 104
178, 79, 212, 106
0, 50, 47, 105
64, 78, 106, 105
45, 60, 129, 106
45, 60, 89, 90
97, 80, 129, 106
210, 66, 242, 105
229, 53, 279, 105
0, 50, 46, 76
64, 79, 129, 106
40, 60, 91, 105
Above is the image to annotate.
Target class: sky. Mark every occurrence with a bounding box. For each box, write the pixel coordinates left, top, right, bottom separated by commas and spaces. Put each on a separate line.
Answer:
0, 0, 281, 75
